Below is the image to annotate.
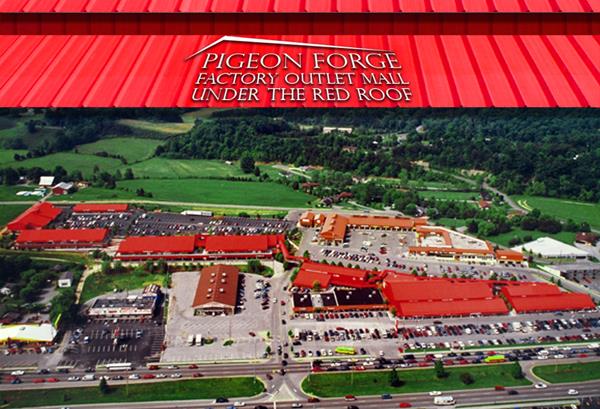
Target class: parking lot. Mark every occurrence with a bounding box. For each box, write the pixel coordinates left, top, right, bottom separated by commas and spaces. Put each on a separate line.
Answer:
552, 263, 600, 293
162, 271, 275, 363
287, 309, 600, 359
61, 316, 165, 368
52, 208, 136, 236
129, 213, 293, 236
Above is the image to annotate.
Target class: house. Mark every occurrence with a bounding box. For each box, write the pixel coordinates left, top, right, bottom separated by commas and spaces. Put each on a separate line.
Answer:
51, 182, 74, 195
88, 285, 160, 319
192, 265, 239, 316
575, 232, 598, 246
478, 200, 491, 209
58, 271, 73, 288
39, 176, 55, 187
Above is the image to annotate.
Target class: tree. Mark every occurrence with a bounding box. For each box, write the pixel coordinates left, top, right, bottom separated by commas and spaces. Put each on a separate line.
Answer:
459, 372, 474, 385
389, 367, 403, 387
434, 360, 448, 378
303, 250, 310, 259
99, 377, 109, 394
124, 168, 134, 180
312, 281, 322, 292
247, 259, 263, 275
240, 153, 255, 173
511, 361, 524, 379
254, 166, 261, 177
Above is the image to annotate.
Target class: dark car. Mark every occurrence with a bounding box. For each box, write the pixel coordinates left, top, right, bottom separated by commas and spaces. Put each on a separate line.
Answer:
507, 390, 519, 395
382, 393, 392, 399
215, 397, 229, 403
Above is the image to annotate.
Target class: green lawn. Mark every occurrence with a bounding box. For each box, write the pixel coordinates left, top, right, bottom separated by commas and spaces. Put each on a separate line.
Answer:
76, 137, 163, 163
126, 158, 247, 179
302, 364, 531, 397
118, 119, 194, 135
0, 148, 27, 166
418, 190, 479, 201
513, 195, 600, 231
0, 377, 263, 408
6, 152, 123, 178
49, 187, 139, 202
532, 361, 600, 383
0, 204, 30, 227
0, 120, 60, 149
81, 270, 169, 303
485, 229, 577, 247
117, 179, 314, 207
0, 185, 44, 201
434, 218, 469, 229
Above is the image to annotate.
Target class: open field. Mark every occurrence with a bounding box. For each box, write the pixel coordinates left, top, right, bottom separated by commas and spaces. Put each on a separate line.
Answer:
532, 361, 600, 383
126, 158, 246, 179
76, 137, 163, 163
0, 119, 61, 149
514, 195, 600, 230
181, 108, 227, 122
117, 179, 315, 207
302, 364, 531, 397
0, 248, 90, 264
418, 190, 479, 201
0, 204, 31, 227
0, 148, 27, 165
0, 377, 263, 408
49, 186, 139, 202
118, 119, 193, 135
80, 270, 169, 303
6, 152, 123, 178
434, 217, 469, 229
485, 229, 577, 248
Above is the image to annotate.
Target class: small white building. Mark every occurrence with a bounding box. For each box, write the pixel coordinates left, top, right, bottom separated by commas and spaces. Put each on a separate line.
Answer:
58, 271, 73, 288
323, 126, 353, 134
39, 176, 55, 187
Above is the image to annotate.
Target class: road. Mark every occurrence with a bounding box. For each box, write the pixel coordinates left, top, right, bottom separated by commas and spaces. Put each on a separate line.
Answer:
0, 200, 298, 211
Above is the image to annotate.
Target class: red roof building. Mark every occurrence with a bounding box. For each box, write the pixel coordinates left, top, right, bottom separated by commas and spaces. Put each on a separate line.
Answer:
501, 283, 595, 313
508, 293, 595, 313
192, 265, 240, 315
200, 234, 281, 253
7, 202, 62, 231
495, 249, 525, 263
397, 298, 509, 318
72, 203, 129, 213
293, 261, 373, 289
117, 235, 196, 255
15, 228, 109, 249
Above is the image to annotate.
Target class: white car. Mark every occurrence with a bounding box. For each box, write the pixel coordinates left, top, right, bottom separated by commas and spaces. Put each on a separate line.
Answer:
156, 373, 167, 379
128, 374, 140, 380
170, 373, 182, 378
429, 391, 442, 396
10, 370, 24, 376
534, 383, 547, 389
67, 376, 80, 381
233, 402, 246, 407
291, 404, 303, 408
567, 389, 579, 395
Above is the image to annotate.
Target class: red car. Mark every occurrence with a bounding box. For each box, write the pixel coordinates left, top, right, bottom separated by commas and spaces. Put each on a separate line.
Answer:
345, 395, 356, 401
142, 374, 155, 379
192, 372, 203, 378
399, 403, 412, 408
46, 378, 60, 383
188, 364, 198, 369
33, 378, 45, 383
148, 365, 159, 370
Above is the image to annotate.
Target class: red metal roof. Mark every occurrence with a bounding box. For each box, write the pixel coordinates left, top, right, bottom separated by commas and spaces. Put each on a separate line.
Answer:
293, 261, 372, 289
397, 298, 509, 318
501, 283, 561, 298
118, 235, 196, 254
509, 293, 595, 313
7, 202, 62, 231
293, 269, 332, 289
192, 264, 239, 308
0, 34, 596, 108
72, 203, 129, 213
16, 228, 108, 243
200, 234, 281, 253
382, 280, 495, 302
0, 0, 596, 12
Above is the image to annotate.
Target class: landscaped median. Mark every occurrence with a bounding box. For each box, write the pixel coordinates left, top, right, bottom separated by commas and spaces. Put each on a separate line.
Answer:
0, 377, 264, 408
302, 364, 531, 397
532, 361, 600, 384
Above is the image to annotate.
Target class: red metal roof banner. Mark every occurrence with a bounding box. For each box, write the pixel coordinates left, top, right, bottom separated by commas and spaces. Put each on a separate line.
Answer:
397, 298, 509, 318
72, 203, 129, 213
509, 293, 595, 313
0, 34, 597, 108
118, 235, 197, 254
0, 0, 596, 13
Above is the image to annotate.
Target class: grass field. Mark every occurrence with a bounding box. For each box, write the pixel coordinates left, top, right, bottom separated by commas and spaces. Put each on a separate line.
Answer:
118, 119, 194, 135
49, 187, 139, 202
0, 120, 61, 149
0, 148, 27, 165
126, 158, 246, 179
302, 364, 531, 397
0, 248, 90, 264
0, 377, 263, 408
434, 218, 469, 229
0, 204, 30, 227
81, 270, 169, 303
76, 137, 163, 163
117, 179, 314, 207
6, 152, 123, 178
514, 195, 600, 231
532, 361, 600, 383
485, 229, 577, 247
418, 190, 479, 201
